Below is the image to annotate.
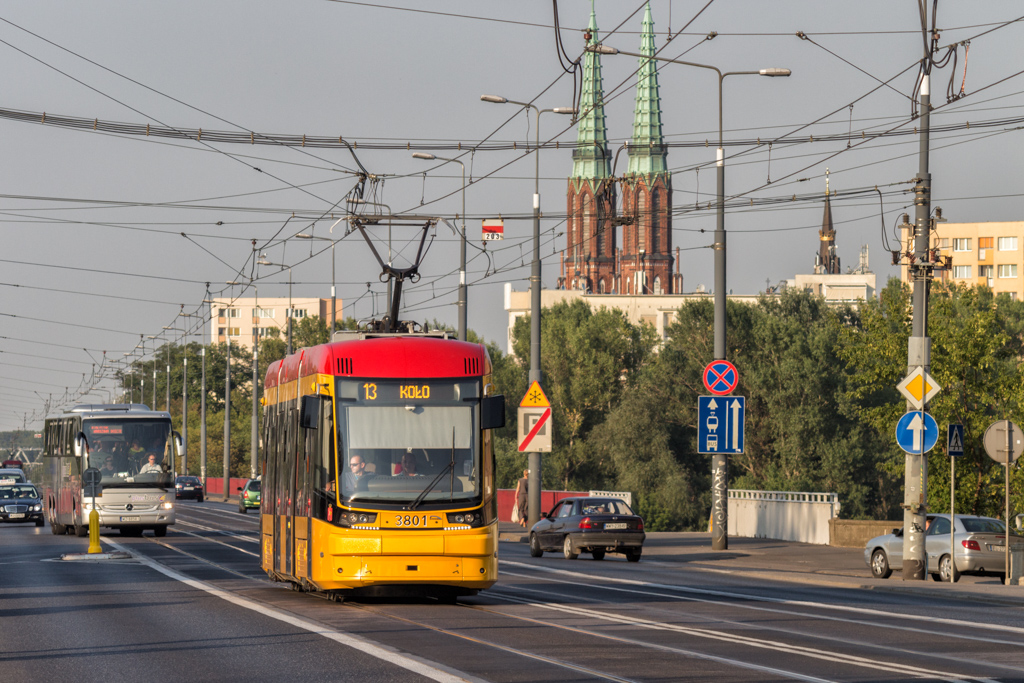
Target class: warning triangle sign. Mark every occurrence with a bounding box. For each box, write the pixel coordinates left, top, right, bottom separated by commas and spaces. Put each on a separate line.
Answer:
520, 381, 551, 408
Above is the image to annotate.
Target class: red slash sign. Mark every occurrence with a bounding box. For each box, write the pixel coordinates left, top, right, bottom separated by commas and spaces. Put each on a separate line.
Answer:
518, 408, 551, 452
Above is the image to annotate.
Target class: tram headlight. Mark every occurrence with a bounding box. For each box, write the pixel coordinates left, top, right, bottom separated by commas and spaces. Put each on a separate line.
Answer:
337, 511, 378, 527
446, 511, 482, 527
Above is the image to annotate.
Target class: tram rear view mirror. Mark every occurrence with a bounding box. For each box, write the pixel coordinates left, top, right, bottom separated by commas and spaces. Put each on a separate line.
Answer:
300, 395, 320, 430
481, 395, 505, 430
73, 433, 87, 458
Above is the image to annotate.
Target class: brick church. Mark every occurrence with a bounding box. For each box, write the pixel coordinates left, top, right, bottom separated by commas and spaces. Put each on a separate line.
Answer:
559, 4, 681, 295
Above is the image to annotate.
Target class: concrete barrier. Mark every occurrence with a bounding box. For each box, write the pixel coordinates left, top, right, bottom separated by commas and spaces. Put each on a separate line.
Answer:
829, 519, 902, 548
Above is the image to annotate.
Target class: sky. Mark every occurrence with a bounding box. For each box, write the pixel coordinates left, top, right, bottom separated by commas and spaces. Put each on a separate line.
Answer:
2, 1, 1023, 431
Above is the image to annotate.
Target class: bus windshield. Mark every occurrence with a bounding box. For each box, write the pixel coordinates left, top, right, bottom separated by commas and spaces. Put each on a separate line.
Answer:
84, 418, 174, 489
335, 379, 481, 505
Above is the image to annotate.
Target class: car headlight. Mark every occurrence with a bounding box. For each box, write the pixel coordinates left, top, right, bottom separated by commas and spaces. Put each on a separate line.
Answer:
32, 504, 41, 512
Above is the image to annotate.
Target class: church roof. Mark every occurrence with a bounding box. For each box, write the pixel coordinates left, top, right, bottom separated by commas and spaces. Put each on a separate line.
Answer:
627, 3, 668, 177
571, 7, 612, 180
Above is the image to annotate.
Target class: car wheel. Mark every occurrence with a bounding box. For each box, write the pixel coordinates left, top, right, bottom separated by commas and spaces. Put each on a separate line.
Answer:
563, 535, 578, 560
153, 526, 167, 538
35, 519, 44, 527
197, 494, 204, 503
591, 549, 605, 561
938, 554, 960, 582
529, 533, 544, 557
238, 504, 247, 514
626, 549, 642, 563
870, 549, 892, 579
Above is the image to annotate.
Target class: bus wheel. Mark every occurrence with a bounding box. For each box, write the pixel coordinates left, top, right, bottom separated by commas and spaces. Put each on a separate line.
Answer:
153, 526, 167, 538
74, 522, 88, 537
50, 521, 65, 535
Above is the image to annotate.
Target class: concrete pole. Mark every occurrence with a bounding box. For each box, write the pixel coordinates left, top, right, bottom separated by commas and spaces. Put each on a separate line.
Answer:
182, 357, 188, 475
200, 347, 207, 488
223, 338, 231, 502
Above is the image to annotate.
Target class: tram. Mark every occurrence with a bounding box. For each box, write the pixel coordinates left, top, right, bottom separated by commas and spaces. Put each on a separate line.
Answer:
41, 404, 182, 537
260, 330, 505, 599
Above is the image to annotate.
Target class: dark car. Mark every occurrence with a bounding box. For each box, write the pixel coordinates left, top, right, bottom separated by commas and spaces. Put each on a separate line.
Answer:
0, 484, 45, 526
175, 476, 204, 502
529, 496, 645, 562
237, 478, 261, 513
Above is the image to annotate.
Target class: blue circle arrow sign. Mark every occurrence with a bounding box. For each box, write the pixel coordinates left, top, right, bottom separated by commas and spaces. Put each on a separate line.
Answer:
895, 411, 939, 454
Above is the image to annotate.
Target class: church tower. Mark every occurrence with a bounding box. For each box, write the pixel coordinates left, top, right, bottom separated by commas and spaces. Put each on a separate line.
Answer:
564, 7, 616, 293
815, 170, 840, 274
620, 3, 673, 294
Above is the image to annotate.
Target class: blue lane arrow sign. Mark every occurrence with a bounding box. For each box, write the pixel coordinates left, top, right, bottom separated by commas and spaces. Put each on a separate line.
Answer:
896, 411, 939, 454
698, 395, 745, 454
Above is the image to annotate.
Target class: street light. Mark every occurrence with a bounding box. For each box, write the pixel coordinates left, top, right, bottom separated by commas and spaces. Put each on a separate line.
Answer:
412, 152, 468, 341
295, 234, 338, 335
481, 94, 575, 528
591, 43, 790, 552
256, 260, 294, 354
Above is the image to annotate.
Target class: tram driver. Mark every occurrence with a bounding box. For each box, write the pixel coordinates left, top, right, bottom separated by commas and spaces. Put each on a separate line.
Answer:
342, 453, 374, 495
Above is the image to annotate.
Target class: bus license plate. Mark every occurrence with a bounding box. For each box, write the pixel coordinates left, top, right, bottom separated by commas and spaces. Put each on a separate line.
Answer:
605, 522, 627, 529
120, 516, 141, 522
9, 513, 24, 519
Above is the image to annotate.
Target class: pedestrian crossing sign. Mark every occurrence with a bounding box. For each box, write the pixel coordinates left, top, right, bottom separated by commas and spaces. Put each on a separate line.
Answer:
947, 423, 964, 457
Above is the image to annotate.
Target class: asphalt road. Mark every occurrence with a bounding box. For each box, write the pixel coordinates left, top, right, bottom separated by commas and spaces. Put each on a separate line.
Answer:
3, 503, 1024, 682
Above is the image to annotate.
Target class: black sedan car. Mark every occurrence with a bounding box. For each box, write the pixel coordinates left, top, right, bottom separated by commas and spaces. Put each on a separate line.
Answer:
0, 484, 45, 526
175, 476, 204, 502
529, 496, 645, 562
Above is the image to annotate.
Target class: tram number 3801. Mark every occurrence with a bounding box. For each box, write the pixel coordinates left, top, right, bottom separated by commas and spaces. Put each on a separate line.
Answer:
394, 514, 428, 527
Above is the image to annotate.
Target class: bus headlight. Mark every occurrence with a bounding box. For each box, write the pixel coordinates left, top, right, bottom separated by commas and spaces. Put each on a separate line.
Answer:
163, 502, 174, 510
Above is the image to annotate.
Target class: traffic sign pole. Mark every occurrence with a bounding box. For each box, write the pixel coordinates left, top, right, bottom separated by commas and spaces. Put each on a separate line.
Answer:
703, 360, 739, 552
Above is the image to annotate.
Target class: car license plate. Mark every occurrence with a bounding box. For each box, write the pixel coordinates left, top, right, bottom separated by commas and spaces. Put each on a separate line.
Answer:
120, 516, 141, 522
991, 545, 1005, 552
184, 487, 194, 490
605, 522, 627, 529
9, 513, 24, 519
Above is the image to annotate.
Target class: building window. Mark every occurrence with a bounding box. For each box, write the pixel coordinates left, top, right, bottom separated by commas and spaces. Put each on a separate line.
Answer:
653, 275, 662, 295
219, 307, 240, 318
650, 189, 660, 253
953, 238, 972, 252
637, 191, 647, 253
998, 264, 1018, 278
1010, 292, 1019, 301
938, 238, 949, 248
582, 194, 593, 258
255, 308, 275, 318
227, 327, 240, 337
218, 327, 225, 337
952, 265, 972, 279
286, 309, 307, 319
998, 236, 1018, 251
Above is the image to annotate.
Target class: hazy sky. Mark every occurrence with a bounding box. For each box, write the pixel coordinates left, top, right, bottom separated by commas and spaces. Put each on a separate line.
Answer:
2, 1, 1023, 431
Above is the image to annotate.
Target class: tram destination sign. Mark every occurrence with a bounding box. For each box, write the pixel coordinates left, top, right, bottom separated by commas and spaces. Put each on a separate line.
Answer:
347, 380, 467, 404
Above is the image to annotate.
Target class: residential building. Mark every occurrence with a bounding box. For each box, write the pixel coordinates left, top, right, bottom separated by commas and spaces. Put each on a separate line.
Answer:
906, 221, 1023, 300
207, 297, 343, 351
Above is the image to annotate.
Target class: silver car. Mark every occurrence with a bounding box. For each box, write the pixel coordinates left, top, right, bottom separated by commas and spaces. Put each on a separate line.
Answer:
864, 514, 1023, 582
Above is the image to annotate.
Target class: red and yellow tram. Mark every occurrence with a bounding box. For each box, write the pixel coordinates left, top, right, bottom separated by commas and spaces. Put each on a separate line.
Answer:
260, 331, 504, 600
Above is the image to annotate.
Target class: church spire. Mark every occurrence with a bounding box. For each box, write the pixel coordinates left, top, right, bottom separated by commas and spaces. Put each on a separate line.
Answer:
571, 6, 611, 180
627, 2, 667, 177
816, 168, 840, 274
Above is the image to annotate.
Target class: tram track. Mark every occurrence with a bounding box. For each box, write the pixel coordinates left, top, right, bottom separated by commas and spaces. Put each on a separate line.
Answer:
106, 511, 1023, 683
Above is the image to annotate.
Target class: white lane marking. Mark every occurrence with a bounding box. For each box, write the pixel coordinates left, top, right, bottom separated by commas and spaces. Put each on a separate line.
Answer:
501, 560, 1024, 638
158, 525, 260, 557
102, 537, 481, 683
482, 591, 837, 683
493, 587, 987, 683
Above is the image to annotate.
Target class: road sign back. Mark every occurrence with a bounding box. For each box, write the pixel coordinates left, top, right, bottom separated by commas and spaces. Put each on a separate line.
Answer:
702, 360, 739, 396
520, 381, 550, 408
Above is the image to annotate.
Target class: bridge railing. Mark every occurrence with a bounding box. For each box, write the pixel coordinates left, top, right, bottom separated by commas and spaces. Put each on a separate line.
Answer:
728, 490, 840, 545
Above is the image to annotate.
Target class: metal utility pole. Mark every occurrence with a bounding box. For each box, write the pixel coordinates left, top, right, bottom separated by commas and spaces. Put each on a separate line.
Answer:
251, 346, 258, 480
200, 347, 207, 488
182, 356, 188, 475
902, 10, 936, 582
223, 335, 232, 502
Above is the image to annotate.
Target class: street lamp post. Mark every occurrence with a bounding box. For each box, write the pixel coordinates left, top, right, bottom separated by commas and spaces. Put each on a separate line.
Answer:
295, 234, 338, 336
412, 152, 468, 340
481, 94, 575, 528
590, 44, 789, 551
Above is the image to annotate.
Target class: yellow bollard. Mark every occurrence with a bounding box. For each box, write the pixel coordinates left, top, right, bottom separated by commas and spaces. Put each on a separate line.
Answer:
87, 508, 102, 554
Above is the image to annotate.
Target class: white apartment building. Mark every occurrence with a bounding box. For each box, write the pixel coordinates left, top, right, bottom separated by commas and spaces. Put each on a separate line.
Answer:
207, 297, 343, 351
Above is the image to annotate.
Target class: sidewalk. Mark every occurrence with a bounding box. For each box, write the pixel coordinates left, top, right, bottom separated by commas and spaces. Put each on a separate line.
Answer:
497, 522, 1024, 605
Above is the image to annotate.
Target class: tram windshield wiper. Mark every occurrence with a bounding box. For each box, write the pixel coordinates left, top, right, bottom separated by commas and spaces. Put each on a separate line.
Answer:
409, 429, 455, 510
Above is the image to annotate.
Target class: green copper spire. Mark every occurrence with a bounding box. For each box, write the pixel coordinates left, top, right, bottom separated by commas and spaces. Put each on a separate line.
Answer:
571, 6, 611, 180
627, 3, 668, 177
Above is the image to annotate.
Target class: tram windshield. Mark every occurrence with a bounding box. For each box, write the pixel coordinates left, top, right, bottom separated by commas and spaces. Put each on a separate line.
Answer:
335, 379, 481, 505
84, 418, 174, 489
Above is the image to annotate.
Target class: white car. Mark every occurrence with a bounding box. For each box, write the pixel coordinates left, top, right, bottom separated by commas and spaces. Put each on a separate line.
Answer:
865, 514, 1023, 582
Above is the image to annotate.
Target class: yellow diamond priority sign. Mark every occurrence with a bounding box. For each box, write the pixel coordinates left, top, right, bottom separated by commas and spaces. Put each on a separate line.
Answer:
896, 367, 941, 409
